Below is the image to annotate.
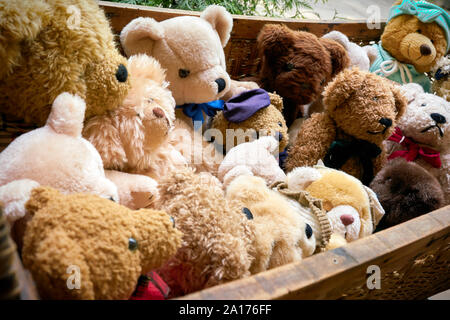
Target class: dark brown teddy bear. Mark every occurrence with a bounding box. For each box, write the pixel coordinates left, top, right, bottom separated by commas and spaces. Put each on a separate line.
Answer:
256, 24, 350, 126
285, 67, 407, 186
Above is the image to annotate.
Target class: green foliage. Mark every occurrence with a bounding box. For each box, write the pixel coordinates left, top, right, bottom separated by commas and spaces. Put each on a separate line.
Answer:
105, 0, 328, 19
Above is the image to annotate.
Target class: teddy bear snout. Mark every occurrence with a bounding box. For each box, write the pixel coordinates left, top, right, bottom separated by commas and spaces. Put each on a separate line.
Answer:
215, 78, 226, 93
340, 214, 354, 226
153, 107, 165, 119
430, 113, 446, 124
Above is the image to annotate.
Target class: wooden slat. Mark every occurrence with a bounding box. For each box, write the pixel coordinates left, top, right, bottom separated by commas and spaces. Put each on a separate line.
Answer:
98, 1, 386, 42
180, 205, 450, 300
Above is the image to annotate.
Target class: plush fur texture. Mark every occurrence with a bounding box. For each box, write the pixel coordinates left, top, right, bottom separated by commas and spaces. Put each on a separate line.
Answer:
286, 68, 407, 185
381, 0, 447, 74
21, 185, 181, 300
120, 6, 258, 174
210, 92, 289, 153
432, 55, 450, 101
0, 0, 130, 125
0, 93, 118, 201
256, 24, 350, 126
370, 158, 445, 230
385, 83, 450, 204
218, 136, 286, 188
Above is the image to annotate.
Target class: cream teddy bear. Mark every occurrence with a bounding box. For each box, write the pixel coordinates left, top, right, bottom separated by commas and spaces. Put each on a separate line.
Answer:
119, 5, 258, 175
384, 83, 450, 204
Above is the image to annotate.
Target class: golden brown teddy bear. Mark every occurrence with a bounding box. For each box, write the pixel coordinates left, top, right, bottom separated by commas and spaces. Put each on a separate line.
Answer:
286, 67, 407, 185
155, 167, 315, 297
366, 0, 450, 93
0, 0, 130, 125
209, 90, 288, 153
20, 185, 182, 300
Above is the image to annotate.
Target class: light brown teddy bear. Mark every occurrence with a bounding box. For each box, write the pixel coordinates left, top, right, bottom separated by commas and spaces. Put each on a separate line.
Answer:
286, 67, 407, 186
0, 0, 130, 125
209, 90, 289, 154
18, 183, 182, 300
155, 167, 315, 297
119, 5, 258, 174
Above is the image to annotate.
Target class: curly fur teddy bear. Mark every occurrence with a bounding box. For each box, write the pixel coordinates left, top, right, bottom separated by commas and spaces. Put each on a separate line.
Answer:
6, 182, 182, 300
286, 67, 407, 186
209, 89, 288, 154
382, 82, 450, 204
119, 5, 257, 174
256, 24, 350, 126
366, 0, 450, 92
155, 167, 315, 297
432, 54, 450, 101
0, 0, 130, 126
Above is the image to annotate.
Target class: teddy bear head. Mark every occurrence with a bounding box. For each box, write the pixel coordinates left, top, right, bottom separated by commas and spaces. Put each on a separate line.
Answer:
287, 166, 385, 242
256, 24, 349, 119
83, 54, 176, 171
0, 0, 131, 125
210, 90, 288, 153
323, 67, 407, 145
20, 186, 181, 300
380, 0, 450, 73
120, 5, 233, 106
399, 83, 450, 150
0, 92, 118, 202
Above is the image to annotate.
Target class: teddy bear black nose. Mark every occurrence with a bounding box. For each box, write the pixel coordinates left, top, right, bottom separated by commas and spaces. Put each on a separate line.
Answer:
431, 113, 446, 124
420, 44, 432, 56
215, 78, 226, 93
116, 64, 128, 82
379, 118, 392, 128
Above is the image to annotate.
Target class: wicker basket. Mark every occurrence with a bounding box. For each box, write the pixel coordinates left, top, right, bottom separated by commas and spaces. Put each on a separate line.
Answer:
1, 2, 449, 300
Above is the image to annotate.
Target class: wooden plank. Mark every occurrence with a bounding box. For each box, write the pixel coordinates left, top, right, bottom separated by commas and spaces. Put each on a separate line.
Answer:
98, 1, 386, 42
180, 205, 450, 300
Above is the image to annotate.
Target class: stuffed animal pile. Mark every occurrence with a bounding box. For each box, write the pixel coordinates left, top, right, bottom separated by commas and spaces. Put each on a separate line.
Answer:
0, 0, 448, 300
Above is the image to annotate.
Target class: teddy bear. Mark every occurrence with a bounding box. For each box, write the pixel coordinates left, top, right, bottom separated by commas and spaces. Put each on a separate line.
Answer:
208, 89, 288, 155
4, 181, 182, 300
366, 0, 450, 93
0, 0, 131, 126
370, 158, 445, 231
279, 166, 385, 249
155, 167, 315, 297
83, 54, 188, 208
218, 136, 286, 188
256, 23, 350, 126
382, 82, 450, 204
285, 67, 407, 186
432, 54, 450, 101
119, 5, 258, 174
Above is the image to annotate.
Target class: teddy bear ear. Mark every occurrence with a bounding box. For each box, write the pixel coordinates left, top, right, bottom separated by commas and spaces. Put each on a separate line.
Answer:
319, 38, 350, 77
269, 93, 284, 112
400, 83, 424, 103
286, 167, 322, 191
257, 24, 294, 62
391, 85, 408, 120
46, 92, 86, 138
120, 17, 164, 57
323, 67, 361, 111
127, 54, 167, 86
200, 5, 233, 47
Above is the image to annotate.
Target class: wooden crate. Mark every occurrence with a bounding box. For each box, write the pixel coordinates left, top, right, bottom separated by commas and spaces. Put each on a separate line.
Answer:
3, 2, 450, 300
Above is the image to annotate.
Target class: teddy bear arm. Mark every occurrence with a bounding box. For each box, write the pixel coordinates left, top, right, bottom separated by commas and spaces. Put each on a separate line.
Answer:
221, 79, 260, 101
22, 229, 95, 300
285, 114, 336, 171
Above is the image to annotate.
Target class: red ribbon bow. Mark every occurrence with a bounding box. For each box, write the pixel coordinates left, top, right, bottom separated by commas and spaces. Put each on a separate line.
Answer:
388, 127, 441, 168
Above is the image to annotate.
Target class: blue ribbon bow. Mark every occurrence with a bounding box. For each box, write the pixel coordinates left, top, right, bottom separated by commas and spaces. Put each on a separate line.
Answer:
176, 100, 225, 130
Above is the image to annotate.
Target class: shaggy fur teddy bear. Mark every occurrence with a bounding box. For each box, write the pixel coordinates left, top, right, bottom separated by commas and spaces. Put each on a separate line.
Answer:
0, 0, 130, 126
119, 5, 257, 174
285, 68, 407, 186
11, 182, 182, 300
155, 167, 315, 296
366, 0, 450, 92
370, 158, 445, 231
83, 54, 187, 208
256, 24, 350, 126
383, 82, 450, 204
432, 54, 450, 101
209, 89, 288, 154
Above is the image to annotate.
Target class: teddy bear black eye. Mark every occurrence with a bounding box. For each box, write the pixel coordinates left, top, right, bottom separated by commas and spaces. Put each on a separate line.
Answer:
421, 103, 427, 107
278, 121, 283, 127
242, 207, 253, 220
320, 79, 325, 86
128, 237, 139, 251
148, 98, 154, 103
373, 96, 378, 101
170, 216, 175, 228
284, 62, 294, 71
179, 69, 190, 78
305, 224, 313, 239
417, 29, 422, 34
